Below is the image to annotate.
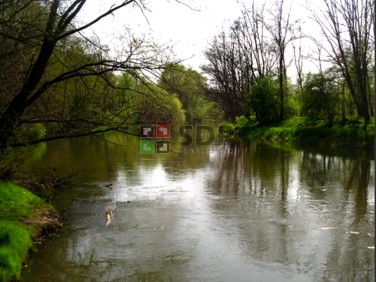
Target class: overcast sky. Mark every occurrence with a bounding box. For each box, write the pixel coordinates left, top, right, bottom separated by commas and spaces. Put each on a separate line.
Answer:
79, 0, 320, 74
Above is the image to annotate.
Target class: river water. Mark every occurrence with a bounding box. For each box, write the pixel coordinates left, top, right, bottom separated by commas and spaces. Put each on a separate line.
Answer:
21, 135, 374, 281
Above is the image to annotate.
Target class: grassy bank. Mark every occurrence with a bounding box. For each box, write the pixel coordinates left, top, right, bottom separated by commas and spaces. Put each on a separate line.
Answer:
0, 182, 60, 281
233, 117, 374, 152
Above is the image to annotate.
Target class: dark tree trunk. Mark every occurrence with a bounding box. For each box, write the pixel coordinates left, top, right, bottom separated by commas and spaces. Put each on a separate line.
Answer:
0, 40, 55, 147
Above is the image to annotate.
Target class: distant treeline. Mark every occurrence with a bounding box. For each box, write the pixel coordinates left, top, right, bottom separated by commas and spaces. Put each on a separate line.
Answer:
201, 0, 375, 128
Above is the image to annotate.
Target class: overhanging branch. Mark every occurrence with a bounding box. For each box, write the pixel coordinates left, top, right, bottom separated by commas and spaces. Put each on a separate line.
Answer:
57, 0, 136, 40
2, 127, 141, 149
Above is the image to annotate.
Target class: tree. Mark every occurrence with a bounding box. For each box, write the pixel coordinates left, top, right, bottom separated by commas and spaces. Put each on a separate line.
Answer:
202, 32, 248, 122
264, 0, 296, 121
202, 0, 298, 123
301, 71, 339, 127
0, 0, 173, 148
292, 24, 304, 93
235, 1, 277, 82
202, 12, 274, 123
310, 0, 374, 125
158, 63, 218, 123
248, 77, 280, 124
135, 81, 186, 126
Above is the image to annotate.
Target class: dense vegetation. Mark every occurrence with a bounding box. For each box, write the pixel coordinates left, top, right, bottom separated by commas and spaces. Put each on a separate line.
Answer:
0, 1, 184, 150
201, 0, 375, 148
0, 1, 222, 179
231, 116, 374, 152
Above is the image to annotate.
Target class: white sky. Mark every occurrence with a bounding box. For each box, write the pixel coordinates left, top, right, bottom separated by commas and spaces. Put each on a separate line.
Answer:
79, 0, 321, 74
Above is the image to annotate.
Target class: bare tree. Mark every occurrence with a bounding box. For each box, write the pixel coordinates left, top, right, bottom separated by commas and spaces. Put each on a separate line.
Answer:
202, 1, 278, 122
203, 32, 245, 122
310, 0, 374, 125
264, 0, 296, 121
292, 24, 304, 93
234, 1, 277, 82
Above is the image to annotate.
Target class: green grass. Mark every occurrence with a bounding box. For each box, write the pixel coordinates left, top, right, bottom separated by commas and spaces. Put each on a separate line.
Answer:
0, 221, 33, 281
0, 182, 52, 281
0, 182, 46, 221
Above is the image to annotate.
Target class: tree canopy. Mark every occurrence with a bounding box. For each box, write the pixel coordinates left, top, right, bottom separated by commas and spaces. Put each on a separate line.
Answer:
158, 63, 221, 123
0, 0, 182, 148
201, 0, 375, 127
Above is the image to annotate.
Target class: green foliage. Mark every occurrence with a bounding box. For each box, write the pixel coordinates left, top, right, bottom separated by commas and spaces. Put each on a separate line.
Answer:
248, 77, 280, 124
301, 72, 339, 127
284, 95, 300, 119
37, 39, 134, 135
294, 126, 374, 150
232, 116, 257, 136
134, 81, 186, 127
159, 64, 221, 123
1, 1, 186, 147
235, 115, 374, 151
19, 124, 46, 143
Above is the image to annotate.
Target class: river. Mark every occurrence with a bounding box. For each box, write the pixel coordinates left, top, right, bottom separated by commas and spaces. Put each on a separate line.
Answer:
21, 134, 374, 281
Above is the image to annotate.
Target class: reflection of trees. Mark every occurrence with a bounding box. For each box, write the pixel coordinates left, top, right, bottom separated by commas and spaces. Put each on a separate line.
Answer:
206, 141, 374, 280
27, 136, 374, 280
241, 143, 294, 265
300, 152, 372, 223
321, 159, 373, 281
207, 141, 293, 198
208, 140, 248, 195
300, 152, 338, 196
331, 159, 373, 281
342, 160, 370, 222
26, 134, 140, 181
206, 141, 296, 264
322, 227, 374, 281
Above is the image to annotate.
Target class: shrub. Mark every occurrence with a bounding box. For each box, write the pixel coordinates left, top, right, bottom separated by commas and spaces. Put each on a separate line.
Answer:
248, 77, 280, 125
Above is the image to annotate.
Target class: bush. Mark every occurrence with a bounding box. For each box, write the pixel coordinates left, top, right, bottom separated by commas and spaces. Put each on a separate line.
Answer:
301, 72, 338, 127
19, 123, 46, 143
248, 77, 281, 125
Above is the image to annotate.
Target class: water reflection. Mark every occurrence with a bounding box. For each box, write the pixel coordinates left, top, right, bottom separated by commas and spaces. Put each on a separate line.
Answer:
22, 137, 374, 281
205, 142, 374, 281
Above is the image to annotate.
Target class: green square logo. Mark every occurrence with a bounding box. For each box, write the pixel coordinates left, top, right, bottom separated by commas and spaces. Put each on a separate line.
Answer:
140, 140, 155, 154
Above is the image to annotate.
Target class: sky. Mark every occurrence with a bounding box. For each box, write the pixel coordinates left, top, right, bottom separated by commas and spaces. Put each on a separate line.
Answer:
79, 0, 320, 74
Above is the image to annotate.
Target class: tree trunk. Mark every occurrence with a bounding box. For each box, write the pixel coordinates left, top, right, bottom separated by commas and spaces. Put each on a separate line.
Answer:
0, 40, 55, 147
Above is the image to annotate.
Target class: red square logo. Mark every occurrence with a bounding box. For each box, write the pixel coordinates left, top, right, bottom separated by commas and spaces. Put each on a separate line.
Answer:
156, 124, 170, 138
